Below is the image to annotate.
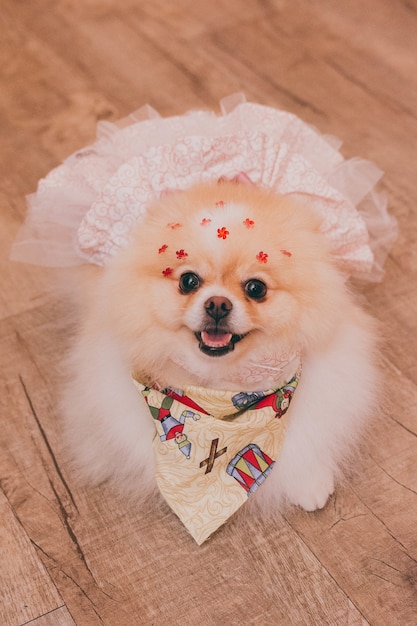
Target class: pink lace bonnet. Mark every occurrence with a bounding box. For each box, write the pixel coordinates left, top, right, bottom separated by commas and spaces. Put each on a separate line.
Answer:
11, 94, 396, 281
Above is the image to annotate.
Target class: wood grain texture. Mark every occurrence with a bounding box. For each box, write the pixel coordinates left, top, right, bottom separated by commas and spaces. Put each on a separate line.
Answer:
1, 1, 416, 624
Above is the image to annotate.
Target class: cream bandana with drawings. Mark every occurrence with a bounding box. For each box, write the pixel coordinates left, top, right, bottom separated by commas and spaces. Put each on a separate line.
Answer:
133, 361, 301, 545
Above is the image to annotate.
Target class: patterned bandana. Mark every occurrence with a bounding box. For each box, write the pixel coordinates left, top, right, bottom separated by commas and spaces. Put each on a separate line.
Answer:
133, 361, 301, 544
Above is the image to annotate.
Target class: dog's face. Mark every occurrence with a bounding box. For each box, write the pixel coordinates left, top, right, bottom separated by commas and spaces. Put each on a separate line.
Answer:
103, 182, 348, 389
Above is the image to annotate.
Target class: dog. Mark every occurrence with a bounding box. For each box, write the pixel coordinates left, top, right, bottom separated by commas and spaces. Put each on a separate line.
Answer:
62, 180, 378, 529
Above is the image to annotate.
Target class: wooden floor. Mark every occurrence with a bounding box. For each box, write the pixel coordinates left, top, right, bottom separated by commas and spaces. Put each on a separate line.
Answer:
1, 1, 417, 624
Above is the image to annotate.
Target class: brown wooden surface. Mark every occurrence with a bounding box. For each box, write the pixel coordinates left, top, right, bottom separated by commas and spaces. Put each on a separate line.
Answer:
1, 1, 416, 624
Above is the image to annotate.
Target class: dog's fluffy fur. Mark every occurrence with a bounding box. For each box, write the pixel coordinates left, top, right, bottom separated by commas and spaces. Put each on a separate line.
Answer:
63, 182, 379, 512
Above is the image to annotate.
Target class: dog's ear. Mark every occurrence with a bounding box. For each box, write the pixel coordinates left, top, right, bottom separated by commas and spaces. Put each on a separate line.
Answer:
217, 172, 255, 187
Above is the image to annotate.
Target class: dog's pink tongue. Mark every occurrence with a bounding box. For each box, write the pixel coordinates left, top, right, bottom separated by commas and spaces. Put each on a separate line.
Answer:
201, 331, 232, 348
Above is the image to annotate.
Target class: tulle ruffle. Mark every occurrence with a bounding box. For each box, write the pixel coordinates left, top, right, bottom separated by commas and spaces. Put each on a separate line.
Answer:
11, 93, 397, 281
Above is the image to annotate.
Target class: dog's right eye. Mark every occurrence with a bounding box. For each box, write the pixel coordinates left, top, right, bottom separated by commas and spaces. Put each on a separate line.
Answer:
179, 272, 202, 294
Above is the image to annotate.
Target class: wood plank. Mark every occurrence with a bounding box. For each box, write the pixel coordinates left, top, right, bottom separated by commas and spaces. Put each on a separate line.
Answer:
22, 606, 75, 626
0, 315, 133, 625
0, 489, 63, 626
284, 355, 417, 624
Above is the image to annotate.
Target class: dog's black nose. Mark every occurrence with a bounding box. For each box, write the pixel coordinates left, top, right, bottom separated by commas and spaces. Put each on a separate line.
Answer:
204, 296, 233, 321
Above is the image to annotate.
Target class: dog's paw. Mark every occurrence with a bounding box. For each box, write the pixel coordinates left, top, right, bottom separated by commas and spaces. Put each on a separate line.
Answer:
286, 471, 335, 512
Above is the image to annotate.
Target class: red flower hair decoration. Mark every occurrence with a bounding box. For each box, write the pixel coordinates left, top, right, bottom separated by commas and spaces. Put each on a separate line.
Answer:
243, 218, 255, 228
217, 227, 229, 240
176, 249, 188, 260
201, 218, 211, 226
158, 244, 168, 254
162, 267, 173, 276
256, 251, 268, 264
280, 249, 292, 257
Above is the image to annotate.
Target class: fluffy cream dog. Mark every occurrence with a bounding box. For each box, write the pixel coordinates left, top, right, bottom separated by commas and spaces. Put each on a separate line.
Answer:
63, 180, 378, 518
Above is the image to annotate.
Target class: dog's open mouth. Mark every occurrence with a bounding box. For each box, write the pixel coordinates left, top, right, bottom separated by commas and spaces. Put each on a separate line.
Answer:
195, 330, 246, 357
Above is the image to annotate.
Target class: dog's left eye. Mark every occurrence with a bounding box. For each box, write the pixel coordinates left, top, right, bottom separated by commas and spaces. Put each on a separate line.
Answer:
179, 272, 202, 294
243, 279, 268, 300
